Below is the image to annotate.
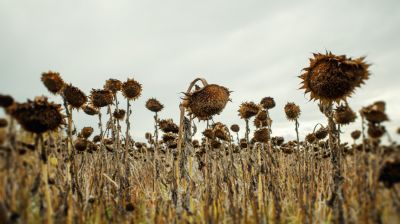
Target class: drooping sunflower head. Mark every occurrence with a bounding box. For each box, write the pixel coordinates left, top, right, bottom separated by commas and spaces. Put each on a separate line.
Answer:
113, 109, 126, 120
41, 71, 65, 94
230, 124, 240, 133
158, 119, 179, 134
253, 127, 270, 143
104, 78, 122, 94
351, 130, 361, 140
183, 84, 230, 120
300, 52, 370, 105
145, 98, 164, 113
238, 101, 260, 120
90, 89, 114, 108
11, 96, 64, 134
63, 84, 87, 108
0, 94, 14, 108
360, 101, 389, 124
122, 78, 142, 100
82, 104, 99, 116
334, 105, 357, 125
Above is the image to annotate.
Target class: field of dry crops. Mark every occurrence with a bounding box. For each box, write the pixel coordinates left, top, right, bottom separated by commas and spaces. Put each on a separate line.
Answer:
0, 52, 399, 224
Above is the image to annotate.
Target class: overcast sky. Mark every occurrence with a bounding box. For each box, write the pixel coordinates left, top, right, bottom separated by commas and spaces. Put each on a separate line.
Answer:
1, 0, 399, 143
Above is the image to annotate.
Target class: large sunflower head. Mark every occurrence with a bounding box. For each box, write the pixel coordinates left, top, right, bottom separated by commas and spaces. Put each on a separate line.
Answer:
300, 52, 370, 105
183, 84, 230, 120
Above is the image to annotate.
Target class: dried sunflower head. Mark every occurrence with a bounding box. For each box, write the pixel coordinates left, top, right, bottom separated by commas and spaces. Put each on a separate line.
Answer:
253, 127, 269, 143
230, 124, 240, 133
74, 138, 88, 152
183, 84, 230, 120
11, 96, 64, 134
334, 105, 357, 125
360, 101, 389, 124
202, 128, 215, 139
351, 130, 361, 140
213, 123, 229, 141
306, 133, 317, 143
81, 127, 94, 139
41, 71, 65, 94
82, 104, 99, 116
122, 78, 142, 100
90, 89, 113, 108
0, 94, 14, 108
315, 127, 328, 140
113, 109, 126, 120
104, 78, 122, 94
367, 123, 385, 139
284, 102, 301, 121
260, 97, 275, 109
300, 52, 370, 105
63, 84, 87, 108
145, 98, 164, 113
238, 101, 259, 119
158, 119, 179, 133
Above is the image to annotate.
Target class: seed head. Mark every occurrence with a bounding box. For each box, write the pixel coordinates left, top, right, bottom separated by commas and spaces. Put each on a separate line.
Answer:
253, 127, 269, 143
145, 98, 164, 113
82, 104, 99, 116
90, 89, 113, 108
260, 97, 275, 109
122, 78, 142, 100
230, 124, 240, 133
63, 84, 87, 108
351, 130, 361, 140
284, 102, 301, 121
367, 123, 385, 139
334, 105, 357, 125
315, 127, 328, 140
104, 78, 122, 94
158, 119, 179, 133
0, 94, 14, 108
300, 52, 370, 104
238, 101, 259, 119
41, 71, 65, 94
184, 84, 230, 120
360, 101, 389, 124
113, 109, 126, 120
305, 133, 317, 143
81, 127, 94, 139
11, 96, 64, 134
74, 138, 88, 151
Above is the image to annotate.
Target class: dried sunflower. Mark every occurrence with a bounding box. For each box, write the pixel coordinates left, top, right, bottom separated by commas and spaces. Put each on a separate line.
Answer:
41, 71, 65, 94
11, 96, 64, 134
122, 78, 142, 100
90, 89, 113, 108
63, 84, 87, 108
300, 52, 370, 104
183, 84, 230, 120
238, 101, 259, 119
145, 98, 164, 113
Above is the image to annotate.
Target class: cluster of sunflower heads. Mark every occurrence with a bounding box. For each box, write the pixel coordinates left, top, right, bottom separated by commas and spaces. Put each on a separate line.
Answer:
158, 118, 179, 149
182, 83, 231, 120
300, 52, 370, 105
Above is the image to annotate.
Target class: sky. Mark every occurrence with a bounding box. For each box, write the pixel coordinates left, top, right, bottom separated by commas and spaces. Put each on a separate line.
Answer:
1, 0, 399, 143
